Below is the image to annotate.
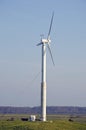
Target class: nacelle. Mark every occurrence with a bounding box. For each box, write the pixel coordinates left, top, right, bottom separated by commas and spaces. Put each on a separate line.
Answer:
42, 39, 51, 43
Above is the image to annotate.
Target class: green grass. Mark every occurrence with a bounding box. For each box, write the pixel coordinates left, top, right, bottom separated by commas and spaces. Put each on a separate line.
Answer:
0, 120, 86, 130
0, 114, 86, 130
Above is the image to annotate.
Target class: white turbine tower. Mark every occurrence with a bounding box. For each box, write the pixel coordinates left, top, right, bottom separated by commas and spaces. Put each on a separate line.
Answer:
37, 12, 54, 121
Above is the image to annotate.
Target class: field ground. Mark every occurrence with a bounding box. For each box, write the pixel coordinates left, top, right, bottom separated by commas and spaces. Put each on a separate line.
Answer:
0, 114, 86, 130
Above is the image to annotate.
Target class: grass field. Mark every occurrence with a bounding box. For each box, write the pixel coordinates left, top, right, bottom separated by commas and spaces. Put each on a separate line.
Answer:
0, 114, 86, 130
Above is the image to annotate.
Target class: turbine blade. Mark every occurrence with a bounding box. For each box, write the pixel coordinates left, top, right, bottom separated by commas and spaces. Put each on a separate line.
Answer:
47, 12, 54, 40
47, 43, 55, 66
36, 42, 42, 46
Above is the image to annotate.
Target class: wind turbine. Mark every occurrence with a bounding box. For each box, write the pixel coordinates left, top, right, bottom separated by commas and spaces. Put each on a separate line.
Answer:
37, 12, 54, 121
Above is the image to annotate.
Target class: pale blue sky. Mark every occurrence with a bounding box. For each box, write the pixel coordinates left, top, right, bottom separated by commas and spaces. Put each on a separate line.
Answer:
0, 0, 86, 107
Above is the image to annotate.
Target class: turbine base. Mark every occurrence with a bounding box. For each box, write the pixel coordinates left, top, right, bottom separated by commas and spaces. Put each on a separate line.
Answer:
41, 82, 46, 121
